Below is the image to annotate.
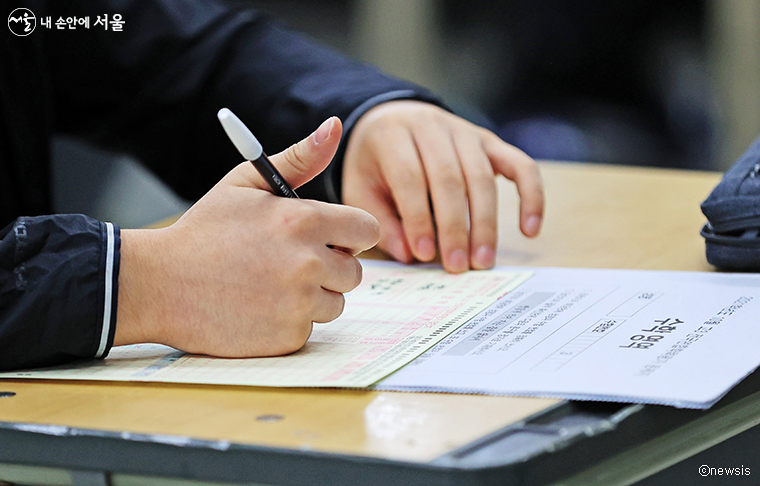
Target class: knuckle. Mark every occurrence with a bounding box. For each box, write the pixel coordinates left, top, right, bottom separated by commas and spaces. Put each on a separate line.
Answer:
436, 167, 465, 193
298, 203, 320, 224
358, 211, 381, 245
392, 161, 424, 188
513, 149, 539, 171
403, 211, 433, 233
470, 160, 496, 182
465, 174, 496, 203
471, 221, 498, 243
295, 319, 314, 346
534, 181, 546, 199
471, 211, 497, 230
350, 259, 363, 290
288, 250, 323, 286
482, 127, 502, 143
281, 320, 312, 354
440, 225, 466, 245
284, 203, 319, 235
369, 121, 395, 141
520, 170, 545, 200
516, 160, 539, 180
330, 294, 346, 321
421, 107, 442, 124
284, 142, 310, 173
437, 211, 468, 238
299, 250, 324, 276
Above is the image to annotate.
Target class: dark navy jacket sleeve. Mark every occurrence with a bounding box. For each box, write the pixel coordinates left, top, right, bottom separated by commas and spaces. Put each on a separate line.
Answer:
0, 215, 120, 371
1, 0, 445, 371
35, 0, 445, 203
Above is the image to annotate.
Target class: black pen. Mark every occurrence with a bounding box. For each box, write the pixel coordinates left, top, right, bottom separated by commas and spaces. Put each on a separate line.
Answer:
217, 108, 299, 198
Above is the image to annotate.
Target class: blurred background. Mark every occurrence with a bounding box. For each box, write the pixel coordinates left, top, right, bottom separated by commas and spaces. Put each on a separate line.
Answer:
245, 0, 760, 171
54, 0, 760, 226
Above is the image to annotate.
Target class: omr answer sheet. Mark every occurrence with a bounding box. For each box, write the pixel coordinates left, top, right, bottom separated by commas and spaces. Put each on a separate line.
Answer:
0, 263, 529, 388
377, 267, 760, 409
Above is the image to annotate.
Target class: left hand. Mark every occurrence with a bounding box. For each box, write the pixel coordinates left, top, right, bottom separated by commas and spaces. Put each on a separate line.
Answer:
342, 100, 544, 273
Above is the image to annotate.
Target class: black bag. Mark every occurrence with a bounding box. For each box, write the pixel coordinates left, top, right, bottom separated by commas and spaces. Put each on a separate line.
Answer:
701, 136, 760, 271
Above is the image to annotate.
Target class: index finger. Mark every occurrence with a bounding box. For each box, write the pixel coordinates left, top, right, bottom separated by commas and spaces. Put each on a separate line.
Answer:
482, 133, 544, 237
315, 202, 381, 256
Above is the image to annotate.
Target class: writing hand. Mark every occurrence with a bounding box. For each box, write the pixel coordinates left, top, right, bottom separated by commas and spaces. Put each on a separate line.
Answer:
115, 117, 380, 357
342, 100, 544, 273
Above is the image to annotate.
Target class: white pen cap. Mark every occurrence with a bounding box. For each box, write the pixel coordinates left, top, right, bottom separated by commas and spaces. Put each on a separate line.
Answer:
217, 108, 263, 160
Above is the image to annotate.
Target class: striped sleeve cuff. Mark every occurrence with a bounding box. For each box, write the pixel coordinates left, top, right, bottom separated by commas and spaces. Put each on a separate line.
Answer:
95, 221, 120, 359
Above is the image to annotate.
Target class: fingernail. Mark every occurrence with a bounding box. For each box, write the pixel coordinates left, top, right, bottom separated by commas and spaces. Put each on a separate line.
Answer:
473, 245, 495, 269
314, 117, 334, 145
524, 215, 541, 236
416, 236, 436, 261
447, 249, 469, 273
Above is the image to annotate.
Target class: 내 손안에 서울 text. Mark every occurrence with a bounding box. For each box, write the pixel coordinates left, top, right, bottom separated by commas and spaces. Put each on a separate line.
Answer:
8, 7, 124, 34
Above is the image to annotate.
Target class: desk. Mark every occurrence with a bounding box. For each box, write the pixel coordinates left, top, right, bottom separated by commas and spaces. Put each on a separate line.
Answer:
2, 162, 757, 486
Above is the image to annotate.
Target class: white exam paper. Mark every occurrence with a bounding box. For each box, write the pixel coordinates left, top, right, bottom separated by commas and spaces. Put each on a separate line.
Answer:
377, 267, 760, 409
0, 262, 529, 388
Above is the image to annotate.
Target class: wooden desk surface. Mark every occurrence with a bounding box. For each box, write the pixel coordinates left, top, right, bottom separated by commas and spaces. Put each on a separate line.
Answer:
494, 161, 718, 271
0, 162, 722, 464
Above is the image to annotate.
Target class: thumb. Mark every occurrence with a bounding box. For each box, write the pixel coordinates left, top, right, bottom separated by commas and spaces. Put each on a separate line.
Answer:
264, 117, 343, 190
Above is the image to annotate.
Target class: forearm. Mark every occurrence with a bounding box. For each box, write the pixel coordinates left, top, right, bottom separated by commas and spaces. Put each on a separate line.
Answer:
113, 229, 168, 347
